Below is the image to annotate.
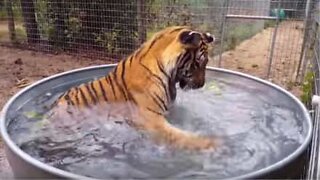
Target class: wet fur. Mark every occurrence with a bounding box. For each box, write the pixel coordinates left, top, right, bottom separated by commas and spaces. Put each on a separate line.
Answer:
54, 26, 215, 150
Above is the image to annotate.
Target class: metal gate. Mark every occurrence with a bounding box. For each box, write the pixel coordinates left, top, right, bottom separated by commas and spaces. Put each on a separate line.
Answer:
212, 0, 310, 88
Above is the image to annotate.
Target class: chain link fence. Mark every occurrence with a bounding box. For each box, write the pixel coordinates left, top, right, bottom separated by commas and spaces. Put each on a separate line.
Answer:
0, 0, 316, 87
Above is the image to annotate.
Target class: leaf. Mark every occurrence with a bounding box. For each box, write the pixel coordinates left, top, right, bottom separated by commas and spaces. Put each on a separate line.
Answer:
23, 111, 44, 119
34, 118, 49, 128
205, 81, 222, 95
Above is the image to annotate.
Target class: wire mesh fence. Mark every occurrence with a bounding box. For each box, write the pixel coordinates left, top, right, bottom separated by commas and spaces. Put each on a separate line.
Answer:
0, 0, 316, 88
307, 0, 320, 178
0, 0, 319, 178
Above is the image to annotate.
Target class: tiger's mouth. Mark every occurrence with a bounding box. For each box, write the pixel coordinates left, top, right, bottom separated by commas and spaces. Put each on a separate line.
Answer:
179, 76, 205, 90
179, 78, 189, 90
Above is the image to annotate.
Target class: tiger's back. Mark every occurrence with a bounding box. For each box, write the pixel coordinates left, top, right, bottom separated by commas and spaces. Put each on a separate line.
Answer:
53, 26, 216, 150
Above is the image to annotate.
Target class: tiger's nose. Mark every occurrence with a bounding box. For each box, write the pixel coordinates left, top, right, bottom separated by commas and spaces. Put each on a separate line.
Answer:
193, 80, 205, 89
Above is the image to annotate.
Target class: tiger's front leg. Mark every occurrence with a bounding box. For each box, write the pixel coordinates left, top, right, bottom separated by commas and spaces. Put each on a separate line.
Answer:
135, 108, 215, 151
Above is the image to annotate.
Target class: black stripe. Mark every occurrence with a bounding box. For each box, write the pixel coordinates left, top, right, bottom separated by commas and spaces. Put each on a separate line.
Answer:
64, 94, 74, 106
106, 76, 116, 99
178, 52, 192, 69
89, 82, 99, 99
78, 87, 89, 107
154, 92, 168, 111
98, 79, 108, 102
74, 88, 80, 105
121, 60, 126, 84
148, 92, 165, 112
84, 84, 97, 104
156, 60, 169, 79
155, 59, 170, 104
121, 60, 137, 104
146, 107, 163, 116
112, 64, 128, 101
63, 92, 75, 106
150, 92, 167, 111
196, 51, 205, 61
134, 45, 143, 59
139, 62, 164, 85
113, 65, 118, 73
139, 61, 169, 103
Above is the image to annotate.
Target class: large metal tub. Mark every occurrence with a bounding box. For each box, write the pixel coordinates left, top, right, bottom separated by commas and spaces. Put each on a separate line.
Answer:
0, 65, 313, 179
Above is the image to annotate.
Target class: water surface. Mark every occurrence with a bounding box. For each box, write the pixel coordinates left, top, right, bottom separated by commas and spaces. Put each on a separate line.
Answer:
8, 73, 306, 179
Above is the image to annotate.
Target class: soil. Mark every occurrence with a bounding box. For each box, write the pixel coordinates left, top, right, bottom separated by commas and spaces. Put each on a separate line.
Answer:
0, 21, 303, 177
208, 21, 303, 98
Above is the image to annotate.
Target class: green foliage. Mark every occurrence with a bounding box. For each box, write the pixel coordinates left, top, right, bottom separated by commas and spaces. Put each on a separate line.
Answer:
12, 3, 23, 22
0, 3, 23, 22
301, 71, 314, 105
15, 26, 27, 41
264, 20, 277, 29
0, 9, 6, 20
94, 29, 119, 54
204, 81, 222, 95
35, 0, 51, 39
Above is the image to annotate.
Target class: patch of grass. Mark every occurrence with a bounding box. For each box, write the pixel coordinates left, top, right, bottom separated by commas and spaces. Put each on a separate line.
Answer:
0, 9, 6, 21
300, 71, 314, 106
15, 27, 27, 41
264, 20, 277, 29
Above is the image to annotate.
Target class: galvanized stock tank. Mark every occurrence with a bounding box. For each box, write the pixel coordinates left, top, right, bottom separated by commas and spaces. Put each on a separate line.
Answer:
0, 65, 312, 179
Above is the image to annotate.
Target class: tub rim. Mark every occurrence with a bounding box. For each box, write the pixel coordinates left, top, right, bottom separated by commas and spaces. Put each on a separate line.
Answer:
0, 64, 313, 179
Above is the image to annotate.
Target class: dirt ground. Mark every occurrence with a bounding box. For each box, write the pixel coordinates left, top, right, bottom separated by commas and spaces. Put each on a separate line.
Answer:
0, 22, 303, 177
208, 21, 303, 97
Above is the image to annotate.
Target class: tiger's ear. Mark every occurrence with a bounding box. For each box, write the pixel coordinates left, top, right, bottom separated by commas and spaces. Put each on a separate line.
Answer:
202, 32, 215, 43
179, 31, 202, 46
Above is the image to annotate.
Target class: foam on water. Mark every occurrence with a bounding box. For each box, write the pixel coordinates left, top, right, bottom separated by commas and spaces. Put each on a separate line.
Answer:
7, 76, 305, 179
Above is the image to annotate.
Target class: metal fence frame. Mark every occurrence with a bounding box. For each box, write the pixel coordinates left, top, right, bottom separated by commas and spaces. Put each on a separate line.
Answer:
308, 0, 320, 178
0, 0, 319, 178
0, 0, 315, 86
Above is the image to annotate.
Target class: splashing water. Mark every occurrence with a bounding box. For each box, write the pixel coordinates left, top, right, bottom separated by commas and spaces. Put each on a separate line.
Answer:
7, 74, 306, 179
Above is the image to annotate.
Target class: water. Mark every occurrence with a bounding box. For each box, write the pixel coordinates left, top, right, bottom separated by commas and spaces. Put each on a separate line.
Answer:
7, 74, 306, 179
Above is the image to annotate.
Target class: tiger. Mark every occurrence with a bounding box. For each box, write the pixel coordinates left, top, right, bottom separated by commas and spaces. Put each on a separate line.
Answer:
52, 26, 216, 150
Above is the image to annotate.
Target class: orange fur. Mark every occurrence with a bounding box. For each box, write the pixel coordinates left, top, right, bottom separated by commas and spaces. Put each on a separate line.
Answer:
54, 26, 215, 150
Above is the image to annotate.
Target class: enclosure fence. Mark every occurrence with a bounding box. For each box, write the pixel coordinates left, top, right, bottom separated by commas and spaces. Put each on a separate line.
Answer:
0, 0, 320, 178
0, 0, 317, 88
308, 0, 320, 179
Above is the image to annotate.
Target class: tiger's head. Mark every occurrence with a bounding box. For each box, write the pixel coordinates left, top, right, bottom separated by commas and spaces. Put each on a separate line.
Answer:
175, 30, 214, 90
136, 26, 214, 93
153, 26, 215, 90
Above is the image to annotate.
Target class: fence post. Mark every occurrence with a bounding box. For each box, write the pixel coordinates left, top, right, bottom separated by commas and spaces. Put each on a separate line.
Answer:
218, 0, 230, 67
296, 0, 313, 83
266, 0, 281, 79
5, 0, 16, 43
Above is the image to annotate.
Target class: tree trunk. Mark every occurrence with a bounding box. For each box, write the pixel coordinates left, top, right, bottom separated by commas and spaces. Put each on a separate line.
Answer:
20, 0, 40, 44
5, 0, 16, 42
